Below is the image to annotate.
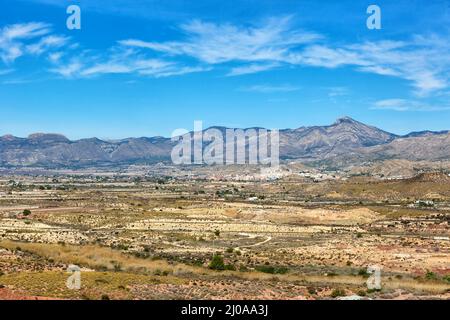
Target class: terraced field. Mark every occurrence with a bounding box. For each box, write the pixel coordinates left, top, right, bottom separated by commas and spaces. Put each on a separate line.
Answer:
0, 173, 449, 300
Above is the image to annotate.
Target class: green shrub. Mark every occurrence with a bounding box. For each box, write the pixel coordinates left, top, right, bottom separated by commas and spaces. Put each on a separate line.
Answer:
357, 290, 367, 297
22, 209, 31, 216
358, 268, 369, 277
209, 254, 225, 270
208, 254, 235, 271
330, 288, 346, 298
307, 287, 317, 295
425, 271, 438, 280
239, 265, 249, 272
255, 265, 288, 274
224, 264, 236, 271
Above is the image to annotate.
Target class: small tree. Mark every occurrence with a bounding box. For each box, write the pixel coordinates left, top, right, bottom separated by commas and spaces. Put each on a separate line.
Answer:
22, 209, 31, 216
209, 254, 225, 271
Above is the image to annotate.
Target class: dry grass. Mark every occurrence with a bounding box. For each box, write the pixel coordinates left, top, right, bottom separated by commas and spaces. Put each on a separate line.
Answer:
0, 271, 186, 299
0, 240, 204, 276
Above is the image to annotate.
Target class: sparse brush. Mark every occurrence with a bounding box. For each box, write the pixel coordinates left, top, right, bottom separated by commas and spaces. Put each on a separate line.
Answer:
330, 288, 346, 298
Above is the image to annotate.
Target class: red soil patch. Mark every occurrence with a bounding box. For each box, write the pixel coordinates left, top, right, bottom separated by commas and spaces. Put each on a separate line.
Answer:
0, 287, 61, 300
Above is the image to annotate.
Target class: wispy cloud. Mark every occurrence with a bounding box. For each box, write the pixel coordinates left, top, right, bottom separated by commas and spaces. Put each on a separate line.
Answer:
49, 47, 208, 79
0, 22, 52, 63
80, 59, 173, 77
120, 16, 321, 64
0, 68, 14, 75
2, 78, 35, 85
240, 84, 299, 93
327, 87, 349, 98
227, 63, 279, 76
1, 17, 450, 98
49, 59, 83, 78
287, 39, 450, 96
120, 17, 450, 96
26, 35, 69, 55
372, 99, 450, 112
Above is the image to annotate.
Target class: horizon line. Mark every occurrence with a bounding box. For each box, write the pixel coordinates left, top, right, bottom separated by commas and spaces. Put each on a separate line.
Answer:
1, 116, 449, 141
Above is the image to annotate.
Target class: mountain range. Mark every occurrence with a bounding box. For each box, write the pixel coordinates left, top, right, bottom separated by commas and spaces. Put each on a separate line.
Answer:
1, 117, 449, 168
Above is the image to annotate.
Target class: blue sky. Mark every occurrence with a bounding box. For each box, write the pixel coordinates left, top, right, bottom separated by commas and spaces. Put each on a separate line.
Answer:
0, 0, 449, 139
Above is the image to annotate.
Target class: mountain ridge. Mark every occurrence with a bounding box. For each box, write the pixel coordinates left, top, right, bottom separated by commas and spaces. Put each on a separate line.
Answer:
0, 117, 449, 168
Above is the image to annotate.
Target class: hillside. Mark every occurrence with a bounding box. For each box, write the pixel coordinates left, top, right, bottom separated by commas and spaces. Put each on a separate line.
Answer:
0, 117, 448, 168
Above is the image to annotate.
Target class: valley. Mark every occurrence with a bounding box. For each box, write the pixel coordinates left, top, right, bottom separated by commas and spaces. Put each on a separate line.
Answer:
0, 169, 448, 300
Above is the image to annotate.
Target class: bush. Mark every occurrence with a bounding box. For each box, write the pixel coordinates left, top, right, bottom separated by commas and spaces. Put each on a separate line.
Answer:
209, 254, 235, 271
255, 265, 288, 275
22, 209, 31, 216
224, 264, 236, 271
239, 265, 249, 272
425, 271, 438, 280
307, 287, 316, 295
357, 290, 367, 297
358, 268, 369, 277
330, 288, 346, 298
209, 254, 225, 270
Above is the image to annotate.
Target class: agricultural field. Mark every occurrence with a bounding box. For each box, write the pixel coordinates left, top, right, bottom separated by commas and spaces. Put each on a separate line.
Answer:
0, 170, 448, 300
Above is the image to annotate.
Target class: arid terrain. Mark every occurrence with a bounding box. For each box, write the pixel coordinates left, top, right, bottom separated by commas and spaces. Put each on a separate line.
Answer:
0, 166, 448, 300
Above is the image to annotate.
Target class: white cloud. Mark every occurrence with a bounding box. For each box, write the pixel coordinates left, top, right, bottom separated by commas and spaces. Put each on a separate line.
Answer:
2, 79, 34, 85
1, 22, 50, 40
27, 35, 69, 55
120, 16, 321, 64
0, 22, 73, 71
48, 51, 63, 63
240, 84, 299, 93
80, 58, 173, 77
328, 87, 349, 98
0, 68, 14, 75
290, 45, 368, 68
50, 60, 83, 78
357, 65, 400, 76
120, 18, 450, 96
344, 39, 449, 96
372, 99, 450, 112
49, 47, 208, 79
0, 22, 52, 63
227, 63, 279, 76
1, 17, 449, 98
150, 66, 212, 78
289, 39, 449, 96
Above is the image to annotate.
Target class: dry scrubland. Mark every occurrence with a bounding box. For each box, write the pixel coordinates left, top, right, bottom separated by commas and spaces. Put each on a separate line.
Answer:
0, 171, 449, 300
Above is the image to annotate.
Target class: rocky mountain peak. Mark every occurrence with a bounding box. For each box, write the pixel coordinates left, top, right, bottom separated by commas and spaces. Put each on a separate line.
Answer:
333, 116, 358, 125
27, 133, 70, 143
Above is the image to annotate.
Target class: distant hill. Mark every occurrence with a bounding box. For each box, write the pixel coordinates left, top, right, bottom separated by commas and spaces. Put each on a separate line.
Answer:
279, 116, 397, 160
402, 130, 450, 138
357, 132, 450, 162
0, 117, 449, 168
0, 134, 174, 167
